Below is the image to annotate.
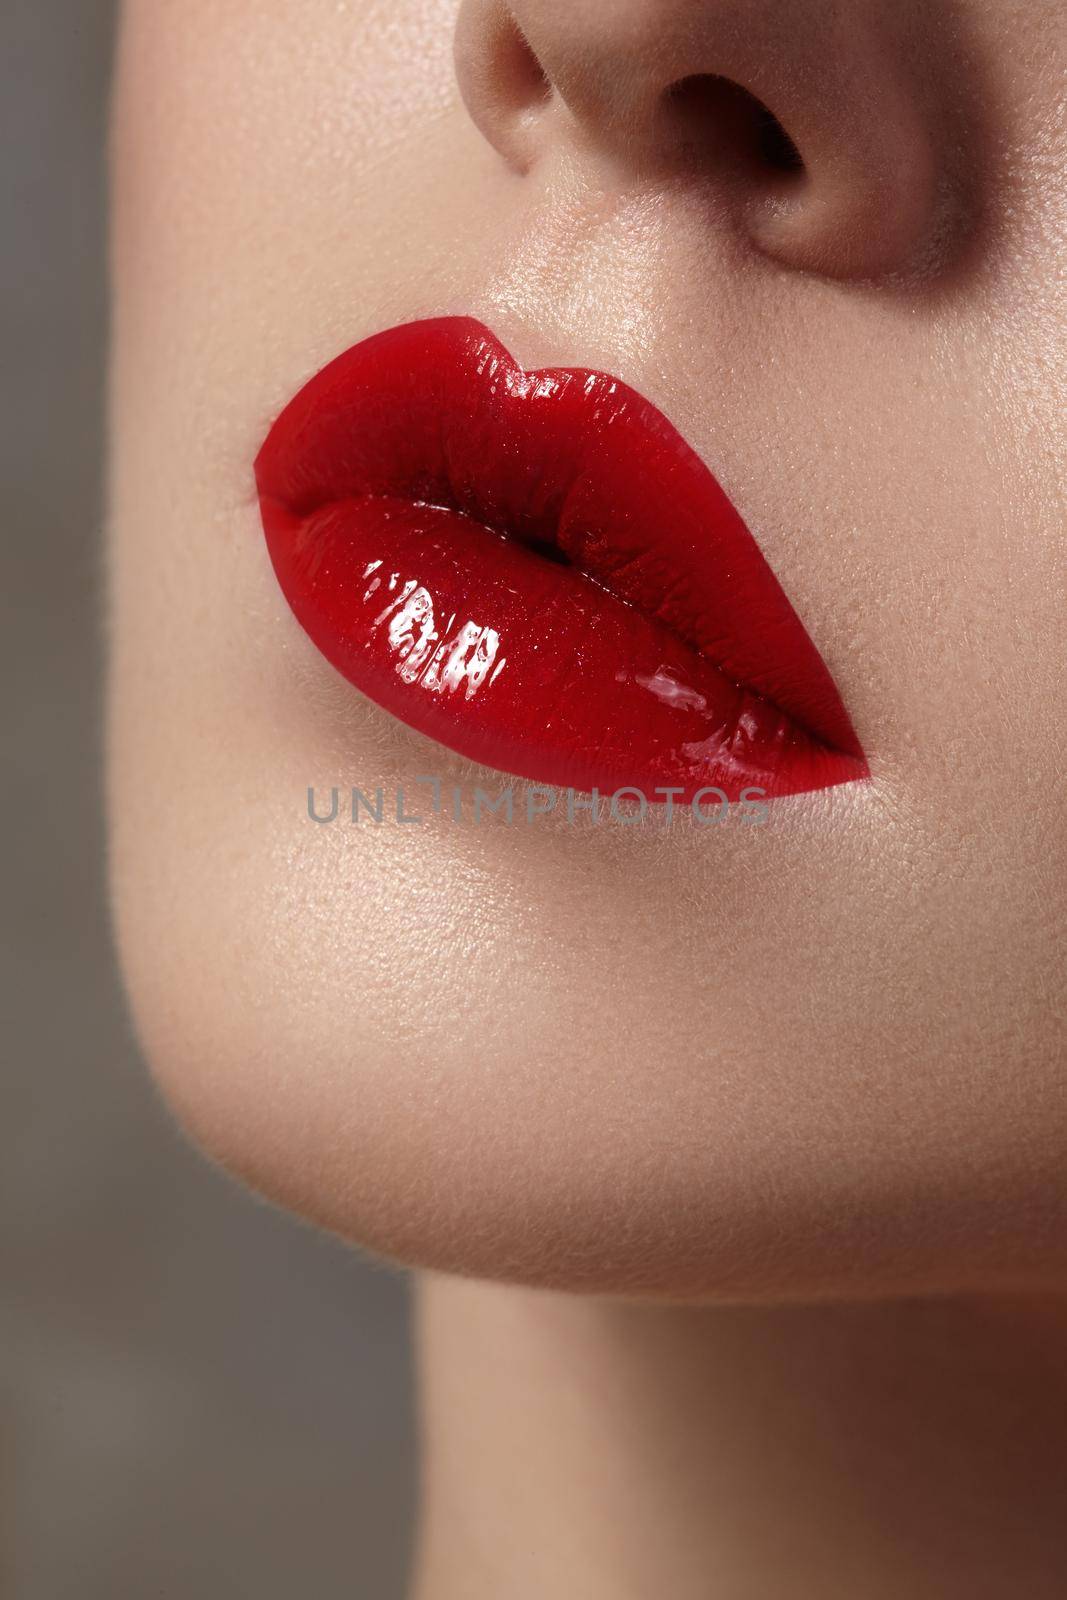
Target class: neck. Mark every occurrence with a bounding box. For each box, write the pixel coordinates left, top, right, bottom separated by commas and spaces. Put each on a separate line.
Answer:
409, 1273, 1067, 1600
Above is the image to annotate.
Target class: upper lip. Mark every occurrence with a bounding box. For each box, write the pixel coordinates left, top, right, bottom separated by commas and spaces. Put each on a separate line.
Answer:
254, 316, 867, 800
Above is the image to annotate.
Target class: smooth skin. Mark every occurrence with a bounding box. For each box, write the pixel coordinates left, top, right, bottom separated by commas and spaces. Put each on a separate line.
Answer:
108, 2, 1067, 1595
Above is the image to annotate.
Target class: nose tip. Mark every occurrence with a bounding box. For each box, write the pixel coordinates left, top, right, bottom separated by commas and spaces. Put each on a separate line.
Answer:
454, 0, 953, 282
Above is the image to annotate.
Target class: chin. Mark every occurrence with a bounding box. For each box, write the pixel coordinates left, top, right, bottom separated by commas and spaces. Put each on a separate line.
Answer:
113, 858, 1064, 1306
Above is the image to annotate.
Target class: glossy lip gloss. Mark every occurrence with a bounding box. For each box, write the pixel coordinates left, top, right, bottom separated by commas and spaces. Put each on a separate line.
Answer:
254, 317, 868, 802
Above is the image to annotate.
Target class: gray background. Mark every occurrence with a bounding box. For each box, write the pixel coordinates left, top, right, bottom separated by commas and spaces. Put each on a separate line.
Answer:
0, 5, 415, 1595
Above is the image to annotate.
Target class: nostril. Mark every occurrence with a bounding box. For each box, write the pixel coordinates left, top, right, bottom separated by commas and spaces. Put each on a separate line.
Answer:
754, 104, 804, 174
662, 75, 805, 182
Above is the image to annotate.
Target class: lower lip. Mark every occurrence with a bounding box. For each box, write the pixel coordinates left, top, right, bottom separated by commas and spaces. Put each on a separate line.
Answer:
254, 318, 868, 803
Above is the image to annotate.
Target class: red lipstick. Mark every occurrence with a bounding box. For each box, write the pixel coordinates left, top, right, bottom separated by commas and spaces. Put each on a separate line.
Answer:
254, 318, 867, 802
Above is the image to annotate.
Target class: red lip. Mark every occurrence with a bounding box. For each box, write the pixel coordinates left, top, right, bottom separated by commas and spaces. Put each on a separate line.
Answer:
254, 317, 867, 802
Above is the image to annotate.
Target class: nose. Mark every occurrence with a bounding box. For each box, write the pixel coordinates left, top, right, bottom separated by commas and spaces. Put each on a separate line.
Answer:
454, 0, 956, 281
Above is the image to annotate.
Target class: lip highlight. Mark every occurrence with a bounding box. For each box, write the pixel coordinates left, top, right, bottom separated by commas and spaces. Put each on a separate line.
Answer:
254, 316, 868, 802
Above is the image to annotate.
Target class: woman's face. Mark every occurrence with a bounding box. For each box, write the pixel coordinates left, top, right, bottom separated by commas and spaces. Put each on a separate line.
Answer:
109, 0, 1066, 1300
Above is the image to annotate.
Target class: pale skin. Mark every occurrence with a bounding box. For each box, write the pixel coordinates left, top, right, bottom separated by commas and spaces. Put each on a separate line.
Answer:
108, 2, 1067, 1595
